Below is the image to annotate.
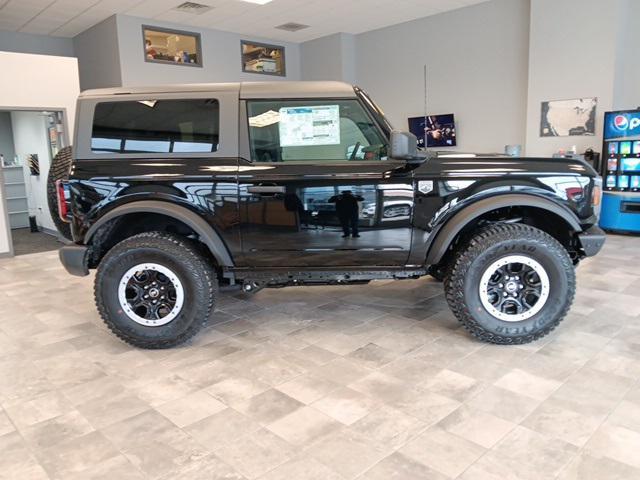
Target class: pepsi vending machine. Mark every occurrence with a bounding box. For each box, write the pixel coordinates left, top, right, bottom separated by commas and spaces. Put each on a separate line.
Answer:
600, 109, 640, 233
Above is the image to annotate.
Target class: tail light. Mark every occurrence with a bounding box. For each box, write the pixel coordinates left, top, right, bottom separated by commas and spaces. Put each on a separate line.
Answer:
56, 179, 70, 223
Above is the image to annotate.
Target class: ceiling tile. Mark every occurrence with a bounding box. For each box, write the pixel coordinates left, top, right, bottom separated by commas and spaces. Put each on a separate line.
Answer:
3, 0, 492, 40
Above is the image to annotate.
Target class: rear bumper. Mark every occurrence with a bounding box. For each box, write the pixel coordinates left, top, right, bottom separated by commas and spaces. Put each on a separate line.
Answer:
59, 245, 89, 276
577, 224, 606, 257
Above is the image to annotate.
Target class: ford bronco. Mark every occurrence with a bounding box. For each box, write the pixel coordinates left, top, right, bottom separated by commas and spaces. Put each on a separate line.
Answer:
56, 81, 605, 348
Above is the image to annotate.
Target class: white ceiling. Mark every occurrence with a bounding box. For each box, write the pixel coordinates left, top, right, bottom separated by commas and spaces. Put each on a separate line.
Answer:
0, 0, 490, 42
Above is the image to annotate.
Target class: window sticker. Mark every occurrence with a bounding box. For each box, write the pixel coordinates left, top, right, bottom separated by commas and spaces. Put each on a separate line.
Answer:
279, 105, 340, 147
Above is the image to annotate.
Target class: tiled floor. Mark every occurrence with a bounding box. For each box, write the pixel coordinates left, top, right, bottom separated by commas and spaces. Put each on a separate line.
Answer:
10, 229, 62, 256
1, 234, 640, 479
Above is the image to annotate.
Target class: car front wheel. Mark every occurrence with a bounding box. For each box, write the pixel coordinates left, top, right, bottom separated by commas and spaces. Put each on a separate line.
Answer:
445, 223, 575, 344
94, 232, 217, 348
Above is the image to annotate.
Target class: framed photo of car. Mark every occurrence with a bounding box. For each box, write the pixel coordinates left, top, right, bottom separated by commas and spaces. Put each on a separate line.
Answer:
142, 25, 202, 67
241, 40, 286, 76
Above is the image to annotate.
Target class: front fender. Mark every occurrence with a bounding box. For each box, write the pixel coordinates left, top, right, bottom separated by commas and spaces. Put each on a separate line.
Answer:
424, 192, 582, 265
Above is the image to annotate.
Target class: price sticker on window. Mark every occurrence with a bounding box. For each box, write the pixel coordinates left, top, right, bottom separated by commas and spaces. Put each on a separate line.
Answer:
279, 105, 340, 147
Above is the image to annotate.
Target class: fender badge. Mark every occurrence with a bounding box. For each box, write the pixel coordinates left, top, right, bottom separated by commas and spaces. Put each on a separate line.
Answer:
418, 180, 434, 195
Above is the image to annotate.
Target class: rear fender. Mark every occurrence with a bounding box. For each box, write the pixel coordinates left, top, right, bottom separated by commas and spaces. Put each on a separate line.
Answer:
84, 200, 234, 267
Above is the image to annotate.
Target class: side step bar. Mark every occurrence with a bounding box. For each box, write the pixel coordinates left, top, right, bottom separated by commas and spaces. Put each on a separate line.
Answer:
225, 268, 428, 294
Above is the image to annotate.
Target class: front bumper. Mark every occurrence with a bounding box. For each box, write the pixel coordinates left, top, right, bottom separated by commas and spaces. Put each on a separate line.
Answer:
59, 245, 89, 276
577, 224, 606, 257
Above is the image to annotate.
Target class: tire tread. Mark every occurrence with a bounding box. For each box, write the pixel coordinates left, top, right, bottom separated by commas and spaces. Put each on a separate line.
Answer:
46, 146, 73, 240
94, 231, 217, 349
445, 223, 575, 345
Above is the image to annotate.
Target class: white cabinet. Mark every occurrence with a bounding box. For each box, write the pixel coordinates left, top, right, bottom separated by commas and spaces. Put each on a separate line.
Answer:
1, 165, 29, 229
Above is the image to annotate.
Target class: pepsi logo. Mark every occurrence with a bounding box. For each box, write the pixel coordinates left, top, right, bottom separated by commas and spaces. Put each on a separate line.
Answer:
613, 114, 640, 132
614, 115, 629, 130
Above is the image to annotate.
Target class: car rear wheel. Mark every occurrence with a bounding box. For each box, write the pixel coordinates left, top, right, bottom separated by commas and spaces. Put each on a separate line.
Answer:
445, 223, 575, 344
95, 232, 217, 348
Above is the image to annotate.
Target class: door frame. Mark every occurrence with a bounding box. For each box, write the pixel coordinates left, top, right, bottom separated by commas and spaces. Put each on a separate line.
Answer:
0, 106, 70, 257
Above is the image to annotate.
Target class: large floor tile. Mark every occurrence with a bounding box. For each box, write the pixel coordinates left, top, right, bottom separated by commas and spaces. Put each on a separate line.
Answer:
0, 235, 638, 478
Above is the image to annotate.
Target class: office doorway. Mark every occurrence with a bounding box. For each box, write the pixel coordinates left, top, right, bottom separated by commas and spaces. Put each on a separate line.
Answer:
0, 109, 67, 256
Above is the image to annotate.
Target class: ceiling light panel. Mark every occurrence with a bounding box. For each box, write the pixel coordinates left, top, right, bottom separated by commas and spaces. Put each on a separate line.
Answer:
19, 0, 97, 35
0, 0, 53, 31
4, 0, 493, 40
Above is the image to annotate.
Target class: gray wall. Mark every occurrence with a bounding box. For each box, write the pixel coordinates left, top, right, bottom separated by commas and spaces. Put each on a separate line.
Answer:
301, 33, 355, 83
614, 0, 640, 110
73, 16, 122, 91
352, 0, 531, 153
115, 15, 301, 87
0, 112, 15, 164
0, 29, 75, 57
525, 0, 620, 156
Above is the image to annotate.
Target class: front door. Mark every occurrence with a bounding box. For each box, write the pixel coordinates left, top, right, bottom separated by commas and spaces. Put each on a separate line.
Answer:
237, 97, 414, 268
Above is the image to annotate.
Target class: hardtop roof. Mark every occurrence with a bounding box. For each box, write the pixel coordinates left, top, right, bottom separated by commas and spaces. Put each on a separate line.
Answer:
79, 81, 357, 99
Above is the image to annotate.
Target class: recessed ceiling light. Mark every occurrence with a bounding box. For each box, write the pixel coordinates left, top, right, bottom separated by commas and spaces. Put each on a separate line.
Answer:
239, 0, 273, 5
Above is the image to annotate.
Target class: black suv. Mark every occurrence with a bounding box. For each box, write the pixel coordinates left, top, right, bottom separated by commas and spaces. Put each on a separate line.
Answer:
57, 81, 605, 348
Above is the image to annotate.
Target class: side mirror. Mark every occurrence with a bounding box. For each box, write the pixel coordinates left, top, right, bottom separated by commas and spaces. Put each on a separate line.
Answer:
390, 130, 426, 162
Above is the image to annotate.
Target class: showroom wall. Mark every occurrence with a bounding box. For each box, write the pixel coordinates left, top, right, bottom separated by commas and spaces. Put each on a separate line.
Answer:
0, 52, 79, 135
0, 29, 75, 57
2, 0, 638, 158
72, 14, 302, 90
524, 0, 619, 157
301, 0, 531, 153
300, 33, 356, 84
613, 0, 640, 110
0, 52, 79, 256
73, 16, 122, 90
112, 15, 301, 88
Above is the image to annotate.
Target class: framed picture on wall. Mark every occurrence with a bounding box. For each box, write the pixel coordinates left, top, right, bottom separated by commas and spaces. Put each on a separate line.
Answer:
142, 25, 202, 67
241, 41, 285, 76
540, 97, 597, 137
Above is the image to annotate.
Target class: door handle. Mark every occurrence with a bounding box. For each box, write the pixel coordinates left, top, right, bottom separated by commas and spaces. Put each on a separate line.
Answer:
247, 185, 286, 194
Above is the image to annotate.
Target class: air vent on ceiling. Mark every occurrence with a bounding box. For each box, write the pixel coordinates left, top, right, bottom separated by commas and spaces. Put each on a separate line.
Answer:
274, 22, 310, 32
173, 2, 213, 15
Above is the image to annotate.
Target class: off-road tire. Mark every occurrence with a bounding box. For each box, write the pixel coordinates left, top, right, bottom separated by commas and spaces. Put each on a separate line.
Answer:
95, 232, 217, 348
446, 223, 575, 344
46, 146, 73, 240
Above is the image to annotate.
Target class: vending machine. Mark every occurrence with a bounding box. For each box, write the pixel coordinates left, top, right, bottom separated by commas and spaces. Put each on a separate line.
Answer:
600, 109, 640, 233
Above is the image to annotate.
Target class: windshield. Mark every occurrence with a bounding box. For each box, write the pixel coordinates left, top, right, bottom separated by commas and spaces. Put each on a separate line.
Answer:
355, 87, 393, 139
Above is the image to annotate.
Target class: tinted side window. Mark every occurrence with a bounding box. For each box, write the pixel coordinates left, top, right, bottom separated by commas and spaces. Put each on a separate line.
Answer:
247, 99, 387, 162
92, 99, 219, 154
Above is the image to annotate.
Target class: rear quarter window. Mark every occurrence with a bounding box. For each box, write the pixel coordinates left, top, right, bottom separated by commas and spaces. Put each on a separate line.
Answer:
91, 98, 219, 154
